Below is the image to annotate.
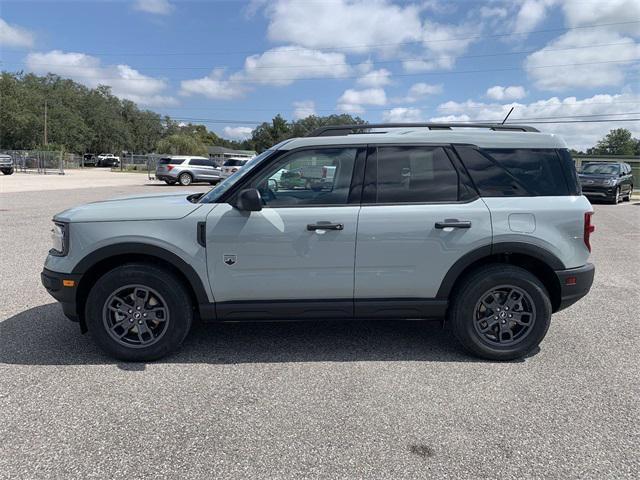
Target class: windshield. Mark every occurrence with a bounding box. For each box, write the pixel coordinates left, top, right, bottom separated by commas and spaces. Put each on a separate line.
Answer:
581, 163, 620, 175
199, 150, 274, 203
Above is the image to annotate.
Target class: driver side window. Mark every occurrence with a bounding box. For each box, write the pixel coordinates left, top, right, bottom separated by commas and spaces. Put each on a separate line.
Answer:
251, 148, 358, 207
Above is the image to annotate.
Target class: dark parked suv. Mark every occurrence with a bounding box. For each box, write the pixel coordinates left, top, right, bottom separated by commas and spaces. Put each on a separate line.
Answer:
579, 162, 634, 204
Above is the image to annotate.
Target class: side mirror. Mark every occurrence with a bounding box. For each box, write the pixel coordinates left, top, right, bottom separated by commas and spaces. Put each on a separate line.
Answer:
234, 188, 262, 212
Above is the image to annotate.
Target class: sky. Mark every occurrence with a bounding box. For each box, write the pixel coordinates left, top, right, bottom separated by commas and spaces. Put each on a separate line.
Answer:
1, 0, 639, 150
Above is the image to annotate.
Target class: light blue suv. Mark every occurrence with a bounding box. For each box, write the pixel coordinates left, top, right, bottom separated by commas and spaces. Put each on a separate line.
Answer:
42, 123, 595, 361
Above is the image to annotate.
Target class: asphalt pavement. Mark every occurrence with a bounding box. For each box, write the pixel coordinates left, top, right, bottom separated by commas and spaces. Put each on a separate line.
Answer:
0, 178, 638, 479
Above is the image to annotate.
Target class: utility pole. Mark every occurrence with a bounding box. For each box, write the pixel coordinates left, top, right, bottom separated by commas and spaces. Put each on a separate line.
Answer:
44, 99, 48, 146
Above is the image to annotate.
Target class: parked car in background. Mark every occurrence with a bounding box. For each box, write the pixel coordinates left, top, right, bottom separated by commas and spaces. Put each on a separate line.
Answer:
221, 158, 250, 178
96, 154, 120, 167
579, 162, 633, 204
155, 156, 222, 186
83, 154, 97, 167
0, 154, 14, 175
42, 123, 595, 362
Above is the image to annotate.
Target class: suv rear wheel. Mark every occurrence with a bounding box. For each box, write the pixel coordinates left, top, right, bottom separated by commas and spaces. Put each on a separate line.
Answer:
449, 264, 552, 361
178, 172, 193, 186
85, 264, 193, 361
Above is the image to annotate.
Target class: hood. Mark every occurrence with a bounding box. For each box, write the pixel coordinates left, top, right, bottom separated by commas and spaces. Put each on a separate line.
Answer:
54, 192, 204, 223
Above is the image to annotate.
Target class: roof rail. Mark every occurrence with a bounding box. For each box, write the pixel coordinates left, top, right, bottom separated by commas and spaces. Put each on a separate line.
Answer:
306, 123, 540, 137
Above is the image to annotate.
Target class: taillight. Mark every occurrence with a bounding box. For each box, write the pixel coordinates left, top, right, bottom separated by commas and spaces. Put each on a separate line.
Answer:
584, 212, 595, 252
167, 165, 174, 171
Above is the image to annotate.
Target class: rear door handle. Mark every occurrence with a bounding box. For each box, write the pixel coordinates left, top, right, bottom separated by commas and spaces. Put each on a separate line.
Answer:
435, 219, 472, 229
307, 222, 344, 231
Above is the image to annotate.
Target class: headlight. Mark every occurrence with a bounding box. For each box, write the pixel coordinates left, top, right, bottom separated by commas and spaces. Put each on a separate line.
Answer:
605, 178, 617, 186
50, 222, 68, 256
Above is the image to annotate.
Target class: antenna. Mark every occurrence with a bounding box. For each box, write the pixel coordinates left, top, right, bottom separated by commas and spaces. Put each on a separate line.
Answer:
501, 106, 514, 125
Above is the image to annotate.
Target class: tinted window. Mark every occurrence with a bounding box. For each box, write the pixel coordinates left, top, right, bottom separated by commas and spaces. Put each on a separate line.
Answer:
224, 159, 247, 167
250, 148, 358, 207
374, 146, 460, 203
581, 163, 620, 175
557, 149, 581, 195
189, 159, 213, 167
159, 158, 185, 165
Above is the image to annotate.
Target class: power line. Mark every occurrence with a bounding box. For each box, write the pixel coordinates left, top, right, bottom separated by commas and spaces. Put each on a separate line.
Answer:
15, 41, 634, 72
15, 58, 640, 82
4, 19, 639, 57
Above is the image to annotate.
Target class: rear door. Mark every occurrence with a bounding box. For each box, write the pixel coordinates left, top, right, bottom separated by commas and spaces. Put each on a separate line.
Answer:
354, 145, 492, 316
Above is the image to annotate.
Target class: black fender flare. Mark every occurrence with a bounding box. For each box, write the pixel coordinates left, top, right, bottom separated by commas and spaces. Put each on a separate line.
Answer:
436, 242, 565, 299
73, 242, 210, 305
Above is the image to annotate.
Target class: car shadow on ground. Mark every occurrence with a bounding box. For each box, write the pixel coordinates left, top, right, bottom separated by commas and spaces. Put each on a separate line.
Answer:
0, 303, 533, 367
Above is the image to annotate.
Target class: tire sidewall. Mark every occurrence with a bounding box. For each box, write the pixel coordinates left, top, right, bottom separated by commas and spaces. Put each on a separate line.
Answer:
179, 173, 192, 186
451, 266, 552, 361
85, 265, 193, 361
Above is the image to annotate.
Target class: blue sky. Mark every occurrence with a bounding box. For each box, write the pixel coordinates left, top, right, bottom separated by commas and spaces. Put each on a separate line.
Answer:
1, 0, 639, 149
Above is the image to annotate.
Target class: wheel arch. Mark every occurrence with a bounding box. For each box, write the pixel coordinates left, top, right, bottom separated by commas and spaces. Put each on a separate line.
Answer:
73, 243, 210, 325
437, 243, 564, 313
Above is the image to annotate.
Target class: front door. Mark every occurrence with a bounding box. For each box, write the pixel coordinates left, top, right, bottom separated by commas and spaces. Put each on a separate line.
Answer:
206, 146, 364, 320
354, 145, 492, 317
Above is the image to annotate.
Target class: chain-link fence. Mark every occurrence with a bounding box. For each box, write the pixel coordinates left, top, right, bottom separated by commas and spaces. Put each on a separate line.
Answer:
0, 150, 65, 174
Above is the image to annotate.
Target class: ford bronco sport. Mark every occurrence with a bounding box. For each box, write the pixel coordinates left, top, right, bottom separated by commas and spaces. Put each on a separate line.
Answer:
41, 123, 595, 362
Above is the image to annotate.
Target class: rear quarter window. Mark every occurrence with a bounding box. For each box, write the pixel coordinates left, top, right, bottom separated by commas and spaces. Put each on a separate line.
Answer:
456, 147, 573, 196
159, 158, 185, 165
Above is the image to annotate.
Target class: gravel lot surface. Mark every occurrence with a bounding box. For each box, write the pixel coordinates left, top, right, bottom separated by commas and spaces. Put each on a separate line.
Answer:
0, 175, 638, 479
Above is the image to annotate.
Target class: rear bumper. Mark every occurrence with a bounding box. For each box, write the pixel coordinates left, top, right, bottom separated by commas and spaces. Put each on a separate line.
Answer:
41, 268, 83, 321
555, 263, 595, 311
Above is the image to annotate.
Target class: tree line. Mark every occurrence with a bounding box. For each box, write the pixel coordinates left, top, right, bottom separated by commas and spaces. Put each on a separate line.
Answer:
1, 71, 637, 156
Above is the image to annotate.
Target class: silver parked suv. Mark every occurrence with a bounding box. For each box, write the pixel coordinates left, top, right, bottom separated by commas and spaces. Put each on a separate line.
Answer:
42, 123, 595, 361
156, 156, 222, 186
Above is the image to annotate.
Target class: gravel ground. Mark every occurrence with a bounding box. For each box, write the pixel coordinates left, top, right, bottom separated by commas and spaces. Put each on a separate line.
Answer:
0, 179, 638, 479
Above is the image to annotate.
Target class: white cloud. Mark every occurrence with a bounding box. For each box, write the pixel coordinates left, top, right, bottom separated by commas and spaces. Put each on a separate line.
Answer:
512, 0, 557, 33
262, 0, 423, 54
239, 46, 351, 86
133, 0, 173, 15
561, 0, 640, 34
292, 100, 316, 120
25, 50, 177, 107
337, 88, 387, 114
382, 107, 424, 122
486, 85, 527, 101
404, 21, 479, 72
180, 68, 247, 100
480, 6, 508, 19
0, 18, 35, 47
223, 126, 253, 140
357, 68, 392, 87
396, 82, 443, 103
524, 30, 640, 90
432, 92, 640, 151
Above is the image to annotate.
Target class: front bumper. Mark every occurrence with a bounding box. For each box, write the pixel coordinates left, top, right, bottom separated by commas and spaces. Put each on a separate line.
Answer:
555, 263, 595, 311
581, 184, 616, 198
41, 268, 83, 322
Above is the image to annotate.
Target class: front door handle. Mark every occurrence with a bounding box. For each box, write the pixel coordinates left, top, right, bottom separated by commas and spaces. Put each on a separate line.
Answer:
435, 219, 472, 229
307, 222, 344, 231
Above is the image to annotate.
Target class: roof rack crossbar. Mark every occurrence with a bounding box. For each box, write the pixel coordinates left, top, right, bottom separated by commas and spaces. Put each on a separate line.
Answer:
307, 123, 540, 137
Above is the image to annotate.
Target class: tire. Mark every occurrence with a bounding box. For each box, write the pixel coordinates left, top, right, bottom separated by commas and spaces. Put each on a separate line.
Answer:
448, 264, 552, 361
2, 169, 13, 175
178, 172, 193, 186
85, 264, 193, 361
164, 179, 176, 185
624, 186, 632, 202
609, 187, 620, 204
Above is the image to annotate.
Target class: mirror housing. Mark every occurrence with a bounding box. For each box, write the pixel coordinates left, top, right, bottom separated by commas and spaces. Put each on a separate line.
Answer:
234, 188, 262, 211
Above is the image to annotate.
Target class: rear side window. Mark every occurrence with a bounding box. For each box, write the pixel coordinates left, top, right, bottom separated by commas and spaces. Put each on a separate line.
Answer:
159, 158, 185, 165
484, 148, 570, 196
373, 146, 461, 203
456, 147, 571, 196
556, 149, 581, 195
224, 159, 247, 167
189, 159, 213, 167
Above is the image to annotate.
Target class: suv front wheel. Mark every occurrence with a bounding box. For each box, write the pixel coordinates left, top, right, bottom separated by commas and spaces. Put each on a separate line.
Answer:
449, 264, 552, 361
85, 264, 193, 361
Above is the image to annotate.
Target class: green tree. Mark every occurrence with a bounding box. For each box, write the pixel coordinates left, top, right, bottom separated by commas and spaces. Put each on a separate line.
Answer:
156, 134, 208, 155
590, 128, 637, 155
